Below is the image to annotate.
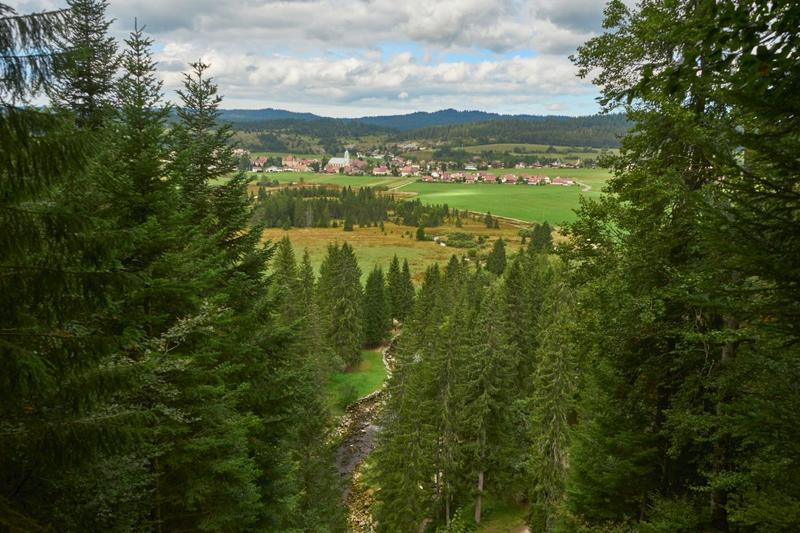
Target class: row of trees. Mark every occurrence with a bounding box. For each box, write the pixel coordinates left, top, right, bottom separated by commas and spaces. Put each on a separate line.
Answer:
373, 0, 800, 531
253, 185, 392, 229
254, 185, 454, 230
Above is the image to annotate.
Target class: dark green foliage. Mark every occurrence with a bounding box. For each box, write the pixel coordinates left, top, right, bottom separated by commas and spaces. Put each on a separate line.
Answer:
374, 256, 556, 530
0, 6, 144, 529
558, 0, 800, 530
51, 0, 118, 128
363, 266, 391, 346
1, 8, 347, 530
399, 259, 416, 320
318, 242, 363, 369
399, 114, 628, 148
530, 222, 553, 253
386, 255, 415, 322
416, 225, 426, 240
485, 238, 507, 275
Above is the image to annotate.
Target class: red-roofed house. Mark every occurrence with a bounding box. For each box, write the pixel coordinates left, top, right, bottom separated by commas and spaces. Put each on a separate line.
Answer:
483, 174, 498, 183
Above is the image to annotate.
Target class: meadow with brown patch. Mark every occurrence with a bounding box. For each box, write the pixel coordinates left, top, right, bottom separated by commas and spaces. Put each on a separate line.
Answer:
261, 218, 524, 282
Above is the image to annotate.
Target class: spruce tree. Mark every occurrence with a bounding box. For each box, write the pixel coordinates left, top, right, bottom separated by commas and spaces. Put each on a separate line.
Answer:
527, 277, 576, 530
271, 235, 303, 327
459, 283, 517, 525
51, 0, 118, 129
0, 5, 144, 528
386, 254, 403, 321
363, 266, 390, 347
530, 222, 553, 253
486, 238, 507, 275
318, 242, 364, 368
399, 258, 416, 321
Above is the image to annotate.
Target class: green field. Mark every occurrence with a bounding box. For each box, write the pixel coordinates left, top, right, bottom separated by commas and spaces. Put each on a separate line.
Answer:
248, 171, 411, 189
327, 350, 386, 416
463, 142, 618, 161
246, 169, 612, 224
397, 182, 594, 224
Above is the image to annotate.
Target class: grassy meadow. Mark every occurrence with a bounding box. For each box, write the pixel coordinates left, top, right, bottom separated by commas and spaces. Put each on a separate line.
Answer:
262, 219, 525, 283
398, 182, 587, 224
326, 349, 386, 416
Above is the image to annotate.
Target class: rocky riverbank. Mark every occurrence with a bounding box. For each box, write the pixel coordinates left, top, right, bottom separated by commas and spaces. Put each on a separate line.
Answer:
334, 336, 398, 532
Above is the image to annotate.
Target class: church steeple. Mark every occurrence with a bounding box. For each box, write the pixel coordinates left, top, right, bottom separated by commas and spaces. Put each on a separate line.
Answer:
344, 149, 350, 164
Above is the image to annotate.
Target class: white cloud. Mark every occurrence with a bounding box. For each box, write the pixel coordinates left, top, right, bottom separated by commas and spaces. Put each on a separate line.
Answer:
7, 0, 608, 115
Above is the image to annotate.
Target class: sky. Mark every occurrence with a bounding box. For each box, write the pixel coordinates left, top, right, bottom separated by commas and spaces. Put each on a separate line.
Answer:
10, 0, 611, 117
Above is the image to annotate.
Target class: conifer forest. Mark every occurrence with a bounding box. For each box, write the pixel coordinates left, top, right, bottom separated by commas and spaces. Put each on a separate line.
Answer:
1, 1, 798, 532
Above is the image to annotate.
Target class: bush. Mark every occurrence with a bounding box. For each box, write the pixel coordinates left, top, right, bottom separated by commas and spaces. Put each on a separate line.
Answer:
446, 232, 477, 248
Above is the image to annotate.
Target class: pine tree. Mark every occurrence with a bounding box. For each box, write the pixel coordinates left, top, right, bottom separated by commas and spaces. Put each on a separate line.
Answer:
363, 266, 390, 347
399, 258, 416, 321
168, 61, 236, 215
386, 254, 403, 321
459, 283, 517, 525
151, 60, 293, 531
560, 1, 800, 529
530, 222, 553, 253
527, 278, 576, 530
0, 5, 145, 528
51, 0, 118, 129
486, 238, 507, 275
271, 236, 303, 327
318, 242, 364, 368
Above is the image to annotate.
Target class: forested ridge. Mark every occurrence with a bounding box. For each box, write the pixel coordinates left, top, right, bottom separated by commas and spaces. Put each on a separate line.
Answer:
2, 1, 799, 533
397, 114, 629, 149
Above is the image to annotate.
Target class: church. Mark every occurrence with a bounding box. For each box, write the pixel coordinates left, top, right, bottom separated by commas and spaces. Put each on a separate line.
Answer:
324, 150, 350, 172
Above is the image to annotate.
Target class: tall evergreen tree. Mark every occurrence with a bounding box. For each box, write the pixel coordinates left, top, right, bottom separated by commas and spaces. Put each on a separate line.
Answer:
486, 238, 507, 275
526, 277, 576, 530
530, 221, 553, 253
459, 283, 517, 525
386, 254, 403, 322
0, 5, 145, 529
51, 0, 117, 129
318, 242, 364, 368
363, 266, 390, 347
558, 1, 800, 530
399, 258, 416, 321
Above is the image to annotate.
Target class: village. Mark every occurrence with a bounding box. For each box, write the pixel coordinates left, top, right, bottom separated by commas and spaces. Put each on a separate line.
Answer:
243, 149, 578, 187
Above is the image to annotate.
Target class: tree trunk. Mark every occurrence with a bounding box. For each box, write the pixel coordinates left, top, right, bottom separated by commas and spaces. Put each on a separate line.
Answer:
475, 471, 484, 524
445, 489, 450, 527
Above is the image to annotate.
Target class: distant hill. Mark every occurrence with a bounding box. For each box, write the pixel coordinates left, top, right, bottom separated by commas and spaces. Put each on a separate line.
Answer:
354, 109, 554, 131
220, 108, 322, 123
222, 108, 629, 151
400, 114, 629, 148
221, 107, 567, 131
